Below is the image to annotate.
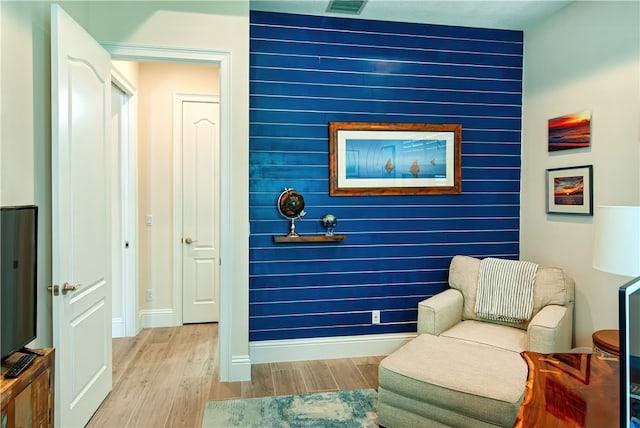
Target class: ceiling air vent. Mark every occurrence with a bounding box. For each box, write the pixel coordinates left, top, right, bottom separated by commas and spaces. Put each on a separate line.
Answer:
326, 0, 367, 15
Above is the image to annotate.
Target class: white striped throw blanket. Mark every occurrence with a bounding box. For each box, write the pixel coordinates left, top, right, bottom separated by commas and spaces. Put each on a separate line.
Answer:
475, 258, 539, 323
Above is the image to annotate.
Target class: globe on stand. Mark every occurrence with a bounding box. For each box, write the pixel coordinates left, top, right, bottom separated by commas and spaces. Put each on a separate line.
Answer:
321, 214, 337, 236
277, 188, 306, 237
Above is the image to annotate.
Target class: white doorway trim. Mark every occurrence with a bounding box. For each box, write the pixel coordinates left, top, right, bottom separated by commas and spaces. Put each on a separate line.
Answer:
111, 66, 139, 338
101, 43, 234, 381
172, 92, 220, 326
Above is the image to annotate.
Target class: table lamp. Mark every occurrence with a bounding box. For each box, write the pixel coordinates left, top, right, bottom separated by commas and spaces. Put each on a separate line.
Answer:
592, 206, 640, 277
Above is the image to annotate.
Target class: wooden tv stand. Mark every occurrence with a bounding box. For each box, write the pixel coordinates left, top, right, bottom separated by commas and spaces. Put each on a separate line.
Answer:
515, 351, 618, 427
0, 348, 55, 428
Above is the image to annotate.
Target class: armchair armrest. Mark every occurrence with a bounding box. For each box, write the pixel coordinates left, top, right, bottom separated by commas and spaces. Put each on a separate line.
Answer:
417, 289, 463, 335
527, 303, 573, 353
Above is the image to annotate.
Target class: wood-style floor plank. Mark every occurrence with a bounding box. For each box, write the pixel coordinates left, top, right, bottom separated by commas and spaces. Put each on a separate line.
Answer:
271, 365, 307, 396
325, 359, 371, 390
111, 329, 152, 385
300, 360, 339, 392
207, 371, 242, 402
87, 324, 384, 427
241, 363, 275, 398
166, 375, 210, 427
126, 341, 184, 427
352, 356, 384, 388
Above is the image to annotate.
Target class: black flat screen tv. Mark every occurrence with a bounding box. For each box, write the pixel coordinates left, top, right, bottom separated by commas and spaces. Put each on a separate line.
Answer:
620, 275, 640, 428
1, 205, 38, 360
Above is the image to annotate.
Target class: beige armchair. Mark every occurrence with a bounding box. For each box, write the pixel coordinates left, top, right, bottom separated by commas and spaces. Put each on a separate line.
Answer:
378, 255, 575, 427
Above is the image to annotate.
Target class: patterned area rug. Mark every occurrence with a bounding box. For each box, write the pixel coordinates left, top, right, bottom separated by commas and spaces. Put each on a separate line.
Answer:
201, 389, 378, 428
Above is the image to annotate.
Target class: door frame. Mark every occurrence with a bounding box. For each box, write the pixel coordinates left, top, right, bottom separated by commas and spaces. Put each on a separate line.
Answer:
111, 66, 138, 338
102, 42, 233, 380
173, 93, 220, 325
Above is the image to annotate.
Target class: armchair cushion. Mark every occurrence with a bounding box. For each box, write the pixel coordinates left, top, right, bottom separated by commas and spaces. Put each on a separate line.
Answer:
448, 255, 575, 330
441, 320, 527, 353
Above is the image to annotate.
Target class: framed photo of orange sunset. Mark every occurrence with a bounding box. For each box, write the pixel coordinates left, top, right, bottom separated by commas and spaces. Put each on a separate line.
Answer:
548, 111, 591, 152
546, 165, 593, 216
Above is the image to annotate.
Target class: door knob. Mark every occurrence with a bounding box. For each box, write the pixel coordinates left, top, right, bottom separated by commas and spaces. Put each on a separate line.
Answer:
184, 237, 198, 245
61, 282, 81, 294
48, 282, 80, 295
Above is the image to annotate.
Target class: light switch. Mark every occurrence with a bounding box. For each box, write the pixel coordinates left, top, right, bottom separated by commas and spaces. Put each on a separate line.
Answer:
145, 215, 153, 226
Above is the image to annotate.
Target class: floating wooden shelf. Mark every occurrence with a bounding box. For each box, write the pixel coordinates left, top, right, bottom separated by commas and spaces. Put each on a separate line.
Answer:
272, 235, 346, 243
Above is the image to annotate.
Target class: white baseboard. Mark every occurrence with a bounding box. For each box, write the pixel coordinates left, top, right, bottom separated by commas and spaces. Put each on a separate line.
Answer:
138, 309, 176, 328
249, 332, 416, 364
112, 317, 124, 338
230, 355, 252, 381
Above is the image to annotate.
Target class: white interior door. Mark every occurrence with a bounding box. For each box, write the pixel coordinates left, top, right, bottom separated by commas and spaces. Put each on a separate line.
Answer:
179, 96, 220, 323
51, 5, 112, 426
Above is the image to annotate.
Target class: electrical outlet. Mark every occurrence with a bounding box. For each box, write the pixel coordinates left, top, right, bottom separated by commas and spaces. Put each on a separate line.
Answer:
372, 310, 381, 325
146, 289, 153, 302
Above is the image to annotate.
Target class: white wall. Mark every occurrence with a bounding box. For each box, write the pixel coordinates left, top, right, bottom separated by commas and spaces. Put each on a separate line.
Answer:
521, 1, 640, 347
112, 60, 140, 87
0, 2, 35, 206
1, 1, 59, 349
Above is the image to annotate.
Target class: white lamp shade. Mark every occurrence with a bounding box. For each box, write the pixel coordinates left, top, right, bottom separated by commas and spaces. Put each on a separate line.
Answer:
592, 206, 640, 276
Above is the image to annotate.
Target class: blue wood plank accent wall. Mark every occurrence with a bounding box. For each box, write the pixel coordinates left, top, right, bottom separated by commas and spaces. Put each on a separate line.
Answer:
249, 11, 523, 342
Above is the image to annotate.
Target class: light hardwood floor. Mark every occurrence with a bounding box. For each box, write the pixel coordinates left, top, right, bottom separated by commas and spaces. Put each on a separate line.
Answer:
87, 323, 384, 427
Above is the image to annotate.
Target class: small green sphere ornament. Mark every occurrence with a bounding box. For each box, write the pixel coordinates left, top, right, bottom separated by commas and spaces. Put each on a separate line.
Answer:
321, 214, 337, 236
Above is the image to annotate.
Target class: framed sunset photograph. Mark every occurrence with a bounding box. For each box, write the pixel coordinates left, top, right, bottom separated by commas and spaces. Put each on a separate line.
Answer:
548, 111, 591, 152
546, 165, 593, 216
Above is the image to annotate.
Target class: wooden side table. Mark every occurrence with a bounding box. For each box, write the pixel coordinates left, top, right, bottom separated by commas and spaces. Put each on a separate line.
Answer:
515, 351, 619, 427
592, 329, 620, 356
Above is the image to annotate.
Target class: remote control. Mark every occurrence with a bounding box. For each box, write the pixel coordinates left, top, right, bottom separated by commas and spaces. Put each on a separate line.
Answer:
4, 353, 37, 379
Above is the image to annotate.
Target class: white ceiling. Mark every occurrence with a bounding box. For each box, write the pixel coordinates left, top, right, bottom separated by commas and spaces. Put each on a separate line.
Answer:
250, 0, 574, 31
